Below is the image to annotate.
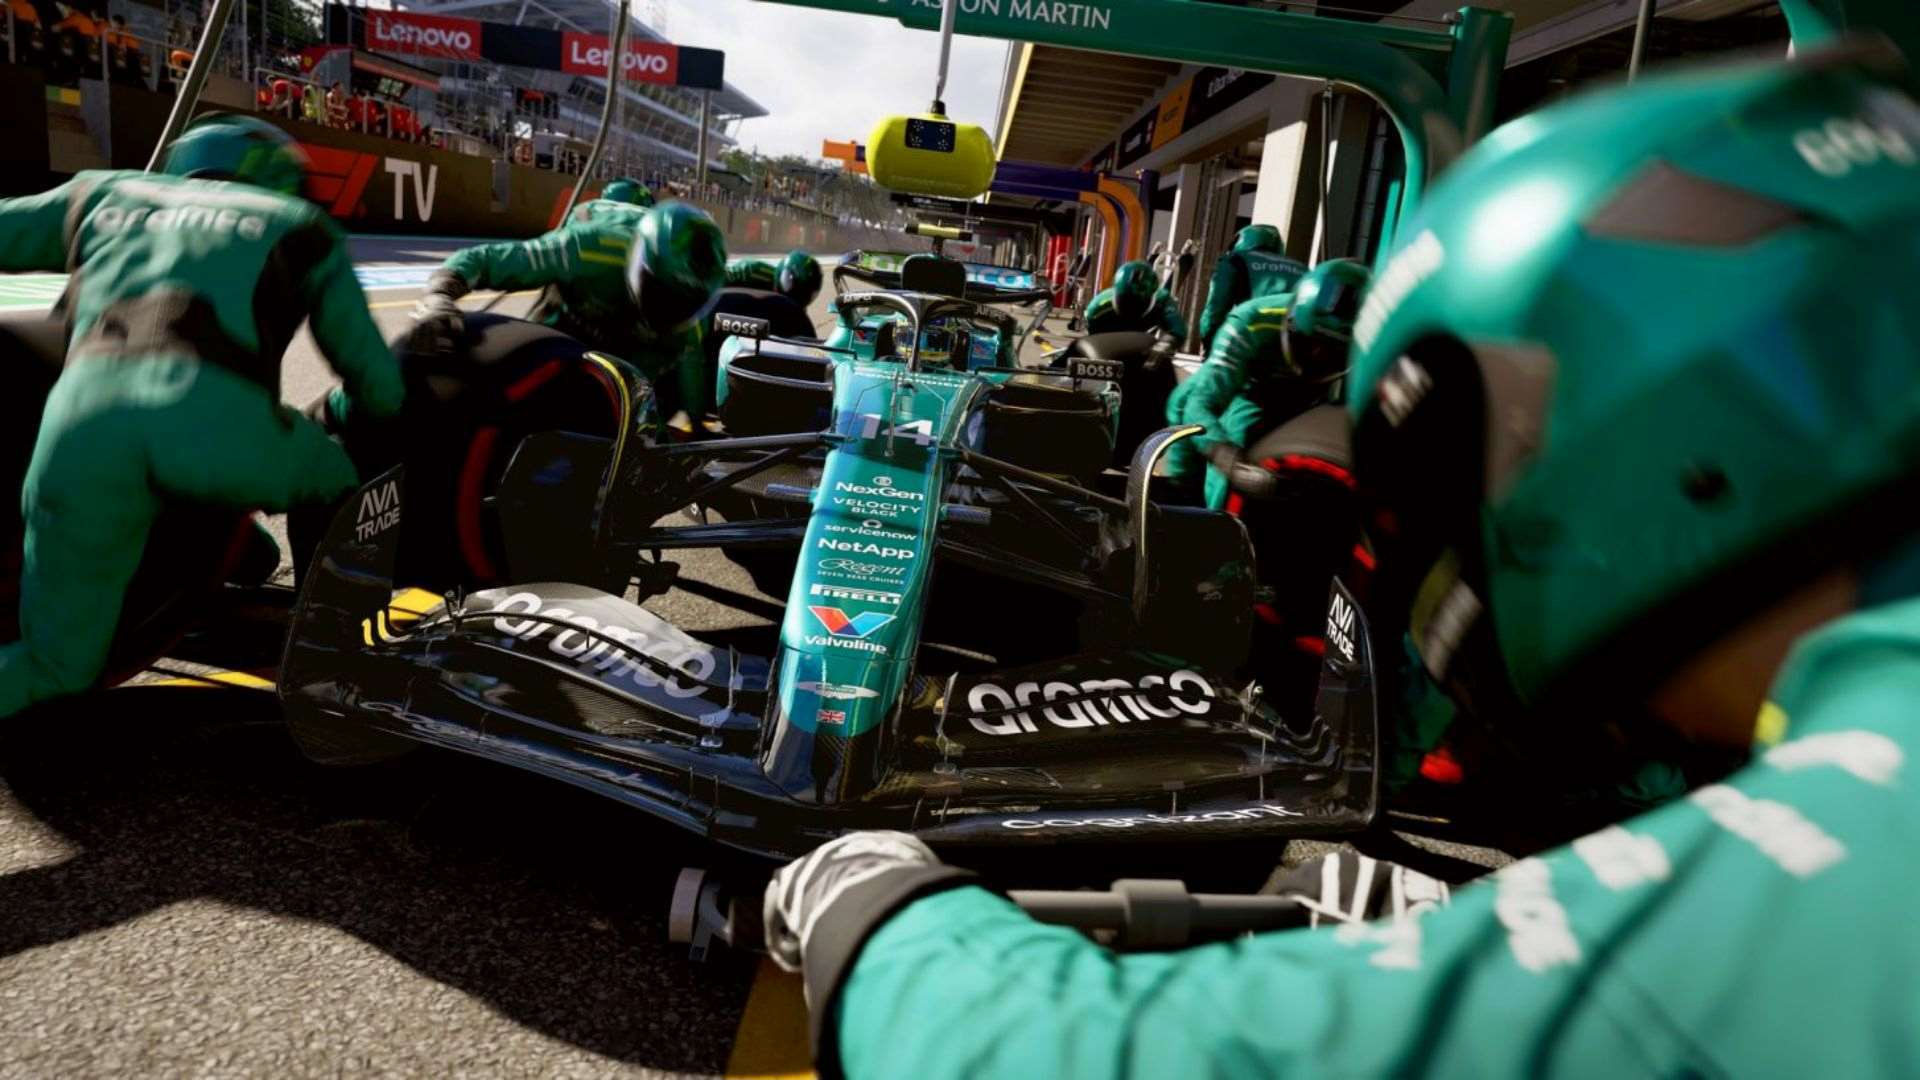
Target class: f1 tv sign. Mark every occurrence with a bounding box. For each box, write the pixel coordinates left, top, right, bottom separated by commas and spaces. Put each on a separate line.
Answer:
561, 35, 679, 85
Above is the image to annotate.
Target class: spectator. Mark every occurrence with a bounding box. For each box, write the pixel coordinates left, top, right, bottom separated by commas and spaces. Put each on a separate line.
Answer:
390, 103, 416, 143
325, 80, 345, 127
8, 0, 44, 65
52, 3, 98, 40
301, 81, 324, 125
106, 15, 137, 84
25, 25, 50, 69
271, 74, 291, 116
52, 2, 101, 73
8, 0, 41, 35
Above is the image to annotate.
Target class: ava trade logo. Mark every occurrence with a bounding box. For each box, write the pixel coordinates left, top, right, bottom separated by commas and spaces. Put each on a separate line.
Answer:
808, 606, 894, 640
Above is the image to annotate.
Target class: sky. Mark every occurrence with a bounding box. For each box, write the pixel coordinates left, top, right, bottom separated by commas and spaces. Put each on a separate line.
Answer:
659, 0, 1010, 161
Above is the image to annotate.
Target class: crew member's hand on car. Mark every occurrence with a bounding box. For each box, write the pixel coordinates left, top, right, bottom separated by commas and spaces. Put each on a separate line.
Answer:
408, 291, 465, 357
1207, 440, 1277, 500
765, 831, 965, 977
1264, 850, 1452, 927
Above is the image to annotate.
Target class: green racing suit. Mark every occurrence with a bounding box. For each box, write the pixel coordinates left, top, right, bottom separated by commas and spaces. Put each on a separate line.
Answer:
816, 595, 1920, 1078
1082, 285, 1187, 339
567, 198, 648, 227
1197, 247, 1307, 349
433, 217, 708, 418
1165, 293, 1329, 509
724, 258, 780, 292
0, 170, 403, 716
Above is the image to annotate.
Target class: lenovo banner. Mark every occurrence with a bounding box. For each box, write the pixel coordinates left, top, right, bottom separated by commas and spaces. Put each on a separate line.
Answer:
327, 4, 724, 90
560, 34, 679, 83
365, 11, 482, 61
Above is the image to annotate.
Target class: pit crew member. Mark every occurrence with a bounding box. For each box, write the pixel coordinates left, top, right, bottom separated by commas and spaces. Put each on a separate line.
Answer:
567, 176, 655, 224
409, 201, 727, 427
1163, 258, 1368, 509
0, 114, 404, 717
1082, 258, 1188, 339
725, 250, 825, 309
1196, 223, 1308, 350
763, 45, 1920, 1079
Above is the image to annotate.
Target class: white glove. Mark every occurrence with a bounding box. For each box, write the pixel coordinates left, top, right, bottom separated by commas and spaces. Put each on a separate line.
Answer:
763, 831, 942, 973
1269, 850, 1452, 928
407, 292, 465, 357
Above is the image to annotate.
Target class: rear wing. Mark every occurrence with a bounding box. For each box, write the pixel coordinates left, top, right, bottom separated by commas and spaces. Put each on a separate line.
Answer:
837, 250, 1052, 303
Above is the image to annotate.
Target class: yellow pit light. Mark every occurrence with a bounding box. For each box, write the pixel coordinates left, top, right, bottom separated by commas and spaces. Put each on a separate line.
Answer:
866, 112, 996, 200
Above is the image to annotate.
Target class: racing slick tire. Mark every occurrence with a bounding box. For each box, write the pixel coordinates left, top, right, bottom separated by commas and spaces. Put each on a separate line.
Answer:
1227, 405, 1361, 720
302, 313, 629, 591
963, 371, 1113, 487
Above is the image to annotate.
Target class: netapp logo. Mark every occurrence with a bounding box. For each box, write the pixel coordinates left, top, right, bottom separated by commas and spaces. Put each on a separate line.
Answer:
964, 670, 1214, 737
817, 538, 915, 560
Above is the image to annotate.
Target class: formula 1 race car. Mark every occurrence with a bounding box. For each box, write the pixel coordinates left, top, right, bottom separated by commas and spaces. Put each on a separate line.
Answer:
281, 284, 1381, 860
706, 254, 1169, 606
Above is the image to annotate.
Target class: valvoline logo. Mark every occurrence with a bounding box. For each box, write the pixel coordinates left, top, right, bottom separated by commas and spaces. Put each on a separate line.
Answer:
808, 606, 894, 639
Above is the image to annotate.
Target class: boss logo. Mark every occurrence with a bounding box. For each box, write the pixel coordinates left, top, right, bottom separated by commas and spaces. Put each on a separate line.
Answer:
1067, 357, 1123, 382
714, 313, 770, 339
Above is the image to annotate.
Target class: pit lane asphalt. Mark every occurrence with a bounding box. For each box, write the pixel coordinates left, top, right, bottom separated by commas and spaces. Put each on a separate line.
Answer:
0, 236, 1502, 1078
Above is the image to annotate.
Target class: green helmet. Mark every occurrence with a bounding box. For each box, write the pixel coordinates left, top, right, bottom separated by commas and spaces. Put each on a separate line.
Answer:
777, 250, 823, 307
601, 177, 654, 207
1110, 259, 1160, 322
1233, 224, 1283, 254
1283, 258, 1369, 381
626, 202, 727, 334
160, 113, 308, 196
1346, 47, 1920, 729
